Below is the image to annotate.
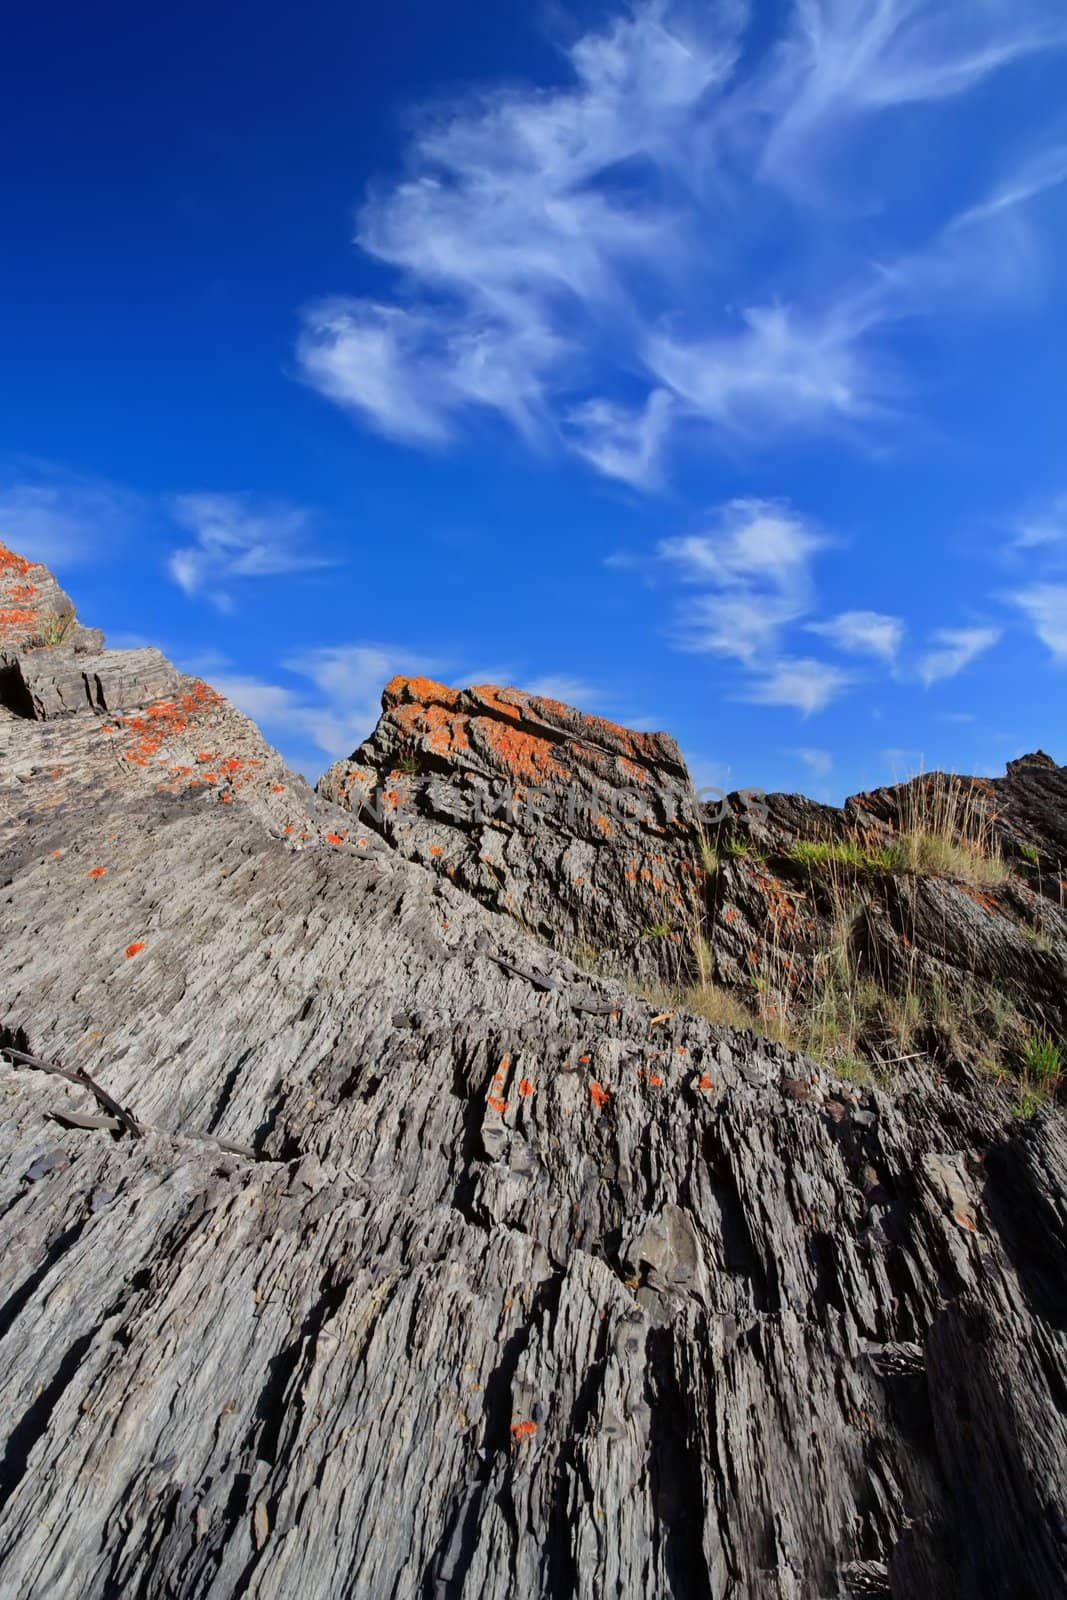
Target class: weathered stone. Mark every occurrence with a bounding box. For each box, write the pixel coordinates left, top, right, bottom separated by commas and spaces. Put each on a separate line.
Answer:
0, 545, 1063, 1600
320, 675, 706, 979
0, 645, 181, 720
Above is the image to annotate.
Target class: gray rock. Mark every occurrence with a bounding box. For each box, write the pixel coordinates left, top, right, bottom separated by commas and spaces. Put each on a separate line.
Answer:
0, 545, 1062, 1599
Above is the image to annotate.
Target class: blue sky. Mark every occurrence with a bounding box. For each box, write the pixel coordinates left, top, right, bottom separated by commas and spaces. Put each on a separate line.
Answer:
3, 0, 1066, 798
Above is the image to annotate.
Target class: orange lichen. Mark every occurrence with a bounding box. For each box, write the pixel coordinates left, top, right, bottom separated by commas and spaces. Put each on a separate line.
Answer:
510, 1420, 537, 1440
698, 1074, 715, 1091
430, 845, 443, 856
0, 546, 33, 577
326, 833, 345, 845
87, 866, 108, 879
272, 784, 285, 793
384, 674, 462, 709
487, 1095, 508, 1114
590, 1081, 610, 1109
594, 814, 611, 836
105, 684, 225, 769
518, 1077, 535, 1097
125, 942, 145, 959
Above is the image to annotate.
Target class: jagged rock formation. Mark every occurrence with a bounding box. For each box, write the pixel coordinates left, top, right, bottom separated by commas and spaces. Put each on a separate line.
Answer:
704, 767, 1067, 1072
0, 544, 1065, 1599
320, 675, 705, 979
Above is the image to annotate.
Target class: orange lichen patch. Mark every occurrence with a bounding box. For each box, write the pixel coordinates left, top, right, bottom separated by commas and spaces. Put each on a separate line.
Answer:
283, 825, 295, 835
0, 609, 37, 628
358, 838, 368, 847
487, 1095, 508, 1114
87, 866, 108, 879
579, 1054, 591, 1065
474, 718, 568, 784
325, 833, 346, 846
697, 1074, 715, 1092
959, 883, 1003, 915
392, 698, 473, 757
196, 752, 216, 762
6, 583, 39, 603
510, 1420, 537, 1441
271, 784, 285, 793
201, 773, 218, 784
594, 814, 611, 837
469, 685, 524, 723
221, 758, 243, 773
0, 546, 34, 577
518, 1077, 535, 1098
725, 907, 738, 923
644, 1072, 664, 1087
384, 674, 463, 709
220, 792, 234, 804
430, 845, 443, 857
50, 850, 63, 859
590, 1081, 610, 1109
106, 683, 225, 768
125, 942, 145, 959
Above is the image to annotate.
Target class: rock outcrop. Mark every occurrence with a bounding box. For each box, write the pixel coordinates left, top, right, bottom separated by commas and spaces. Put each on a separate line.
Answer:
321, 675, 706, 978
703, 768, 1067, 1074
0, 544, 1065, 1599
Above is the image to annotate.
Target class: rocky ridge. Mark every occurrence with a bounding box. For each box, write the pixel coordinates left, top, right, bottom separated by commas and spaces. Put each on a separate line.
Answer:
0, 544, 1064, 1599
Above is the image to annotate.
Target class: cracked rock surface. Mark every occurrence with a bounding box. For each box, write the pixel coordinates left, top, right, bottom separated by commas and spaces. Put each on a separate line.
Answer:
0, 544, 1064, 1599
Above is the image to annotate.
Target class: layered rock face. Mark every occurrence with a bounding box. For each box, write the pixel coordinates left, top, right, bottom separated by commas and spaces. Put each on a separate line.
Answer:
321, 675, 706, 978
0, 544, 1065, 1600
705, 764, 1067, 1071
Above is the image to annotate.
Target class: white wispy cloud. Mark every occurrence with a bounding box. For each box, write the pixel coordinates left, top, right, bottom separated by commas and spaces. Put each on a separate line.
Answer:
808, 609, 904, 660
660, 498, 825, 660
0, 475, 140, 566
792, 746, 833, 777
756, 1, 1066, 189
654, 498, 853, 713
280, 643, 445, 755
297, 0, 1066, 486
167, 494, 335, 610
1008, 583, 1067, 661
1011, 491, 1067, 551
917, 625, 1001, 685
742, 657, 853, 715
523, 675, 605, 707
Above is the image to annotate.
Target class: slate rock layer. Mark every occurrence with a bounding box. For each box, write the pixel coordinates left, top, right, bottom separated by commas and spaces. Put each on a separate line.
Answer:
0, 543, 1065, 1600
321, 674, 706, 978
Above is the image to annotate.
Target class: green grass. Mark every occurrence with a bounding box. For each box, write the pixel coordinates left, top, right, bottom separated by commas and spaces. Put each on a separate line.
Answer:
786, 838, 896, 874
700, 841, 720, 874
642, 922, 672, 939
1019, 842, 1040, 865
1012, 1034, 1063, 1118
38, 611, 74, 648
